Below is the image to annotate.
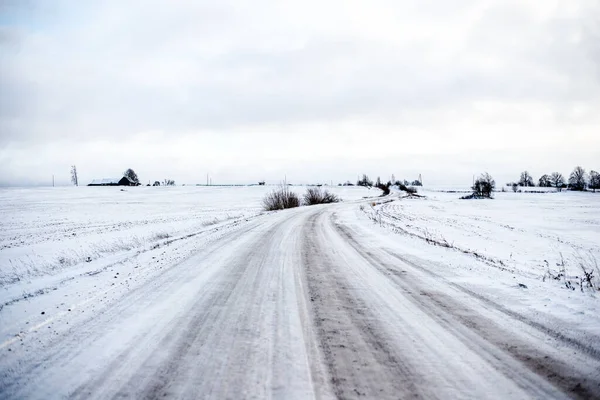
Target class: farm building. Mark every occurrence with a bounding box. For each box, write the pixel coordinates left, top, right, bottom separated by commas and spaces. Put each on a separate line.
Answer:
88, 177, 138, 186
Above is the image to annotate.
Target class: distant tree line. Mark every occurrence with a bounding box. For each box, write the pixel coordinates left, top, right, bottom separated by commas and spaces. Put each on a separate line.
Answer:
469, 166, 598, 199
506, 167, 599, 192
148, 179, 176, 186
355, 174, 422, 189
351, 173, 422, 196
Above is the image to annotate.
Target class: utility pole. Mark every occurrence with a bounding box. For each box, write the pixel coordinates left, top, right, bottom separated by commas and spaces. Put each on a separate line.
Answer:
52, 175, 55, 187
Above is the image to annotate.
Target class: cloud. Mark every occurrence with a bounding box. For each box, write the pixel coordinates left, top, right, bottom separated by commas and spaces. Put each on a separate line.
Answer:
0, 0, 599, 185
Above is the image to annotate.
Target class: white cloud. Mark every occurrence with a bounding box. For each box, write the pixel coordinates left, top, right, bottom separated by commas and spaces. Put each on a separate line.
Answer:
0, 0, 599, 186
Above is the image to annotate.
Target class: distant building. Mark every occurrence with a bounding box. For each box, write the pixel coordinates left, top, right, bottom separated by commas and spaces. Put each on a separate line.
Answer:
88, 177, 137, 186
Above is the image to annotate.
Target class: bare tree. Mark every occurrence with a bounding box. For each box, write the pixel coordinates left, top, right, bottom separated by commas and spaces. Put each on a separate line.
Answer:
589, 170, 600, 193
568, 166, 587, 191
538, 174, 551, 187
472, 173, 495, 198
549, 172, 565, 192
70, 165, 78, 186
518, 171, 534, 187
123, 168, 139, 185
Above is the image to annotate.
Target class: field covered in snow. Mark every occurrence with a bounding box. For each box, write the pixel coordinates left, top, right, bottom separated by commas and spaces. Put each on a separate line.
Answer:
1, 184, 600, 398
363, 188, 600, 291
0, 185, 368, 288
2, 185, 598, 295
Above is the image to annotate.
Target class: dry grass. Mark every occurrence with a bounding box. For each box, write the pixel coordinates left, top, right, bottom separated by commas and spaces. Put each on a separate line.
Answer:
303, 188, 340, 205
263, 185, 301, 211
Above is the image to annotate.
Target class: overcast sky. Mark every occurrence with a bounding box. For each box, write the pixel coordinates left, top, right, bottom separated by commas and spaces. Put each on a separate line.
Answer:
1, 0, 599, 186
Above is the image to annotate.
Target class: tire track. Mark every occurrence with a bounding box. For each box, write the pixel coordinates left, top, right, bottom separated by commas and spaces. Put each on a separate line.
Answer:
301, 210, 426, 399
69, 219, 281, 399
1, 217, 270, 399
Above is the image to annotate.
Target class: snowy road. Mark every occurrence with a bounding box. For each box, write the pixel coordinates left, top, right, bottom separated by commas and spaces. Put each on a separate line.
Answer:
2, 201, 600, 399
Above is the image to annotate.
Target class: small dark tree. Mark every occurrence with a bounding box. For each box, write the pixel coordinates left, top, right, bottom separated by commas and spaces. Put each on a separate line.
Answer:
153, 181, 161, 186
394, 180, 416, 194
549, 172, 565, 192
589, 170, 599, 193
538, 174, 551, 187
568, 166, 587, 191
124, 168, 139, 185
70, 165, 78, 186
518, 171, 534, 187
376, 180, 391, 196
411, 180, 423, 186
357, 174, 373, 187
472, 173, 495, 198
512, 183, 518, 193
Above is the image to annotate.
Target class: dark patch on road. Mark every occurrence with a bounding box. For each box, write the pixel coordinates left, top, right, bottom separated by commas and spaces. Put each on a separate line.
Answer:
301, 210, 424, 399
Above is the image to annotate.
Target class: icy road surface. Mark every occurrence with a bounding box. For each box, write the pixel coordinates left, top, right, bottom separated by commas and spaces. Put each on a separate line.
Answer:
1, 197, 600, 399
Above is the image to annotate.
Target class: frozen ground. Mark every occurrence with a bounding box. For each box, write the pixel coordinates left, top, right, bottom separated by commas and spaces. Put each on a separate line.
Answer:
0, 186, 368, 286
1, 186, 599, 399
0, 186, 266, 286
375, 187, 600, 285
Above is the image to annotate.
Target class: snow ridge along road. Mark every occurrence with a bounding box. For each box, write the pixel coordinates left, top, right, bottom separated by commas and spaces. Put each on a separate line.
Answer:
1, 200, 600, 399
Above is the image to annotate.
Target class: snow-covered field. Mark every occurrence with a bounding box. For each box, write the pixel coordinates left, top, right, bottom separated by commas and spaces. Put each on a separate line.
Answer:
365, 188, 600, 289
1, 185, 599, 399
0, 185, 366, 287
